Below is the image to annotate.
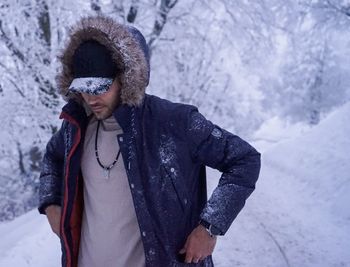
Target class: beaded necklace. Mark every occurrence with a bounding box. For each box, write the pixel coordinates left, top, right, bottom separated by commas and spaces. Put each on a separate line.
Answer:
95, 120, 121, 179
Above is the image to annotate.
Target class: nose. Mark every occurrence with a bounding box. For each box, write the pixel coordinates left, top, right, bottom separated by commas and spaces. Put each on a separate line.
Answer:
82, 93, 98, 104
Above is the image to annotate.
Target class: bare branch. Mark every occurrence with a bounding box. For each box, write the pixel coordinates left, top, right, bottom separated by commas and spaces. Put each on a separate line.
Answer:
0, 20, 25, 62
8, 78, 25, 98
16, 142, 26, 175
111, 1, 126, 22
148, 0, 179, 56
0, 17, 58, 106
36, 0, 51, 49
91, 0, 102, 14
127, 0, 140, 23
323, 0, 350, 17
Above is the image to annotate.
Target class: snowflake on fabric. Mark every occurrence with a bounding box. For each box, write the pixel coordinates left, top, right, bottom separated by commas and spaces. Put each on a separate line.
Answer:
159, 134, 177, 165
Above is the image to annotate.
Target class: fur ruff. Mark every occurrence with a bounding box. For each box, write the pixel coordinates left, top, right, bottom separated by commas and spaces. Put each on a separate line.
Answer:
56, 15, 150, 107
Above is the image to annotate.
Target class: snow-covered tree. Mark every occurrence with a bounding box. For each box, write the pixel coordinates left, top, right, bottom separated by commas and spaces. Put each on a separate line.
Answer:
1, 0, 350, 221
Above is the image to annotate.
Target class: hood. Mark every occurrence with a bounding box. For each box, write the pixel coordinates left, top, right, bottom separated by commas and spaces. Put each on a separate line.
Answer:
56, 15, 150, 107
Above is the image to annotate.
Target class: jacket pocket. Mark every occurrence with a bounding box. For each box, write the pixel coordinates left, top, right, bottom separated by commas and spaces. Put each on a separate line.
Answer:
161, 165, 189, 214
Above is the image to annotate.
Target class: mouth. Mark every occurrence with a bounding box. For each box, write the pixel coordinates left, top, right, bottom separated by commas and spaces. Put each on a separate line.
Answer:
90, 105, 104, 112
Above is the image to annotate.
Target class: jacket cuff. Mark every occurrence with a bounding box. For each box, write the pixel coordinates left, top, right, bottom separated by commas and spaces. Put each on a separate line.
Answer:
38, 197, 62, 215
199, 183, 255, 236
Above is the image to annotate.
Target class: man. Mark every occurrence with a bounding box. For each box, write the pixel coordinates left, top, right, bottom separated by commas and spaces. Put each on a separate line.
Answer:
38, 15, 261, 267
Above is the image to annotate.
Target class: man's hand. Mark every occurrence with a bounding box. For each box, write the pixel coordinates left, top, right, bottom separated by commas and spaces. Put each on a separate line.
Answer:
178, 224, 217, 264
45, 205, 62, 238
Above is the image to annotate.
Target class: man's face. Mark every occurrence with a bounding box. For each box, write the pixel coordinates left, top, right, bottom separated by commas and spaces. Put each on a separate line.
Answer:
80, 79, 121, 120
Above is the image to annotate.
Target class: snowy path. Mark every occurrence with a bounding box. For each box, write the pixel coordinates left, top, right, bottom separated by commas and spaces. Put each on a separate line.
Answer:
207, 166, 291, 267
209, 154, 349, 267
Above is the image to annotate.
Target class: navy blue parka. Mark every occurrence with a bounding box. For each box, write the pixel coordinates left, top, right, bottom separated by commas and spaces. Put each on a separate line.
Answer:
38, 16, 261, 267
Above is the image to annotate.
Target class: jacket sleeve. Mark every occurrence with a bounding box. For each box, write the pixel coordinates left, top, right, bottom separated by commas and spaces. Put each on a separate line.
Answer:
185, 108, 261, 235
38, 121, 66, 215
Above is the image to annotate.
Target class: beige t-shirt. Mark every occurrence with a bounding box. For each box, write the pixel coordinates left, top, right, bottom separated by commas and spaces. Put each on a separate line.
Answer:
78, 115, 146, 267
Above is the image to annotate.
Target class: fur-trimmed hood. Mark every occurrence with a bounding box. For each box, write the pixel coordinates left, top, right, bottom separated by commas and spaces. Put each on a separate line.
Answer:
56, 15, 150, 107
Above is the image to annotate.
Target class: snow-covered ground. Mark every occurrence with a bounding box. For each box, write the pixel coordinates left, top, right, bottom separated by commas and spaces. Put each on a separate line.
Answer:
211, 101, 350, 267
0, 102, 349, 267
